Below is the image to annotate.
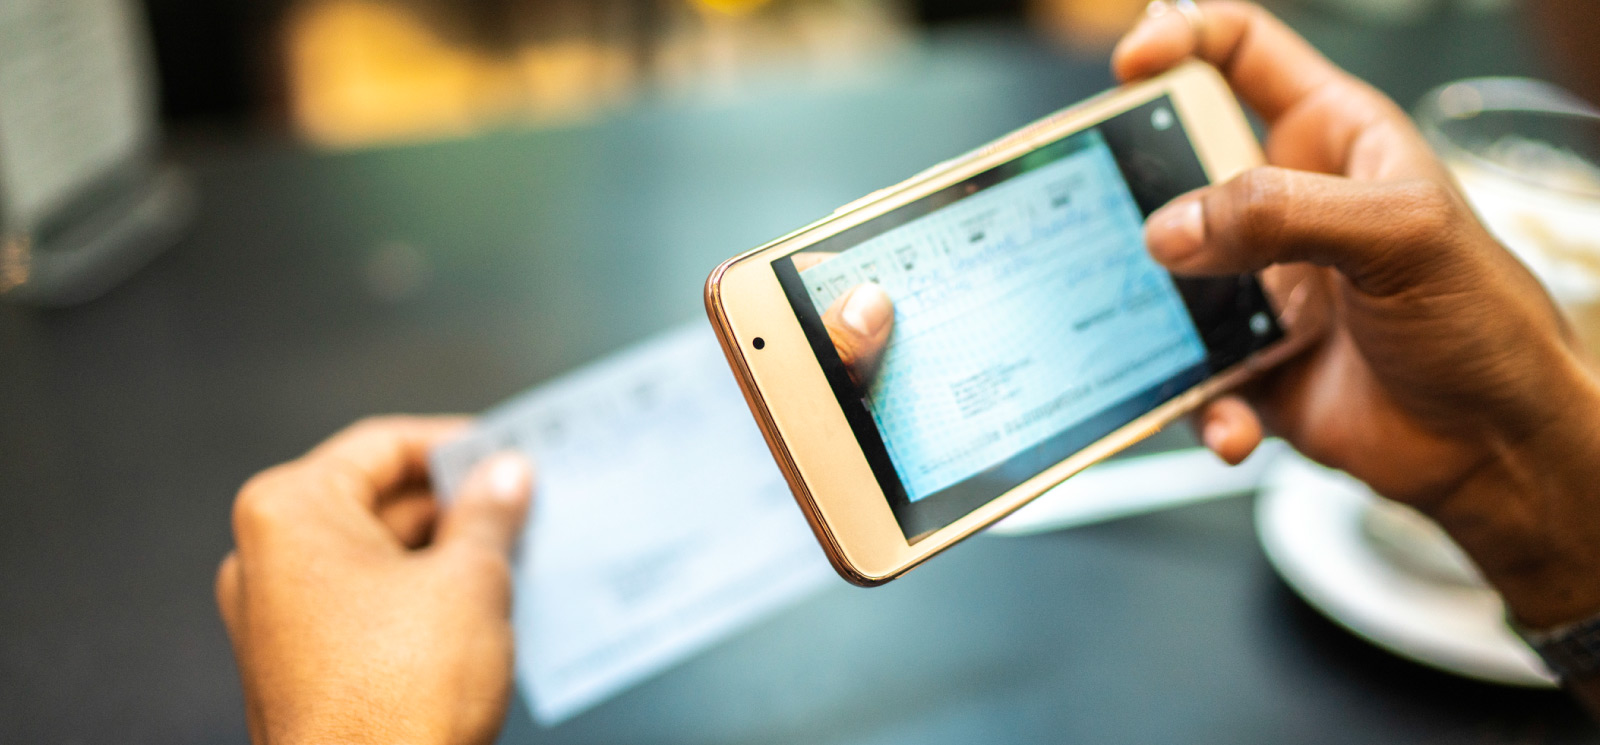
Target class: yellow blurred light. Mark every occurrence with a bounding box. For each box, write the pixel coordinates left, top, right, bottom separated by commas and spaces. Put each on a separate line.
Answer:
286, 0, 633, 147
692, 0, 774, 17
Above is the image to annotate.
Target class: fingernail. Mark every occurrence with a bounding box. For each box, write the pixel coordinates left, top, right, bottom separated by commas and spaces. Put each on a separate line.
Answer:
842, 283, 892, 338
481, 451, 531, 505
1146, 197, 1205, 264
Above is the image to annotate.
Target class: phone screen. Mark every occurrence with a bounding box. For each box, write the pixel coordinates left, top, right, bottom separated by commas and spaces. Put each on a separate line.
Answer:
772, 96, 1281, 541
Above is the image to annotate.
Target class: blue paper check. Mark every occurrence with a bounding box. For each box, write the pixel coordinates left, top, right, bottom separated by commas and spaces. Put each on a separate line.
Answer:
799, 129, 1206, 501
430, 325, 833, 725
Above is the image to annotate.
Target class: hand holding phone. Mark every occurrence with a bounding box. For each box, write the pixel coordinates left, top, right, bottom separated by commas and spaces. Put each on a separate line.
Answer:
1116, 3, 1600, 636
708, 61, 1314, 584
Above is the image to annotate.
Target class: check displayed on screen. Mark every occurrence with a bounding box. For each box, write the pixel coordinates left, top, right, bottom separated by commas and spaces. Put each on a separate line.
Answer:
799, 129, 1205, 502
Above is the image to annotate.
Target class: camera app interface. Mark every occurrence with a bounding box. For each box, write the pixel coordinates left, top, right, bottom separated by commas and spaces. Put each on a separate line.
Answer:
801, 128, 1202, 500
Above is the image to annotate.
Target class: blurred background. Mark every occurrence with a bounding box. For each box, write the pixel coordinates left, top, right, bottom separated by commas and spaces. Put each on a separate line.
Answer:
139, 0, 1595, 147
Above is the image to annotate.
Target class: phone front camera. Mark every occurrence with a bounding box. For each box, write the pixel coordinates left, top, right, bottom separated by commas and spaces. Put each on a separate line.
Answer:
752, 337, 766, 350
1151, 106, 1175, 131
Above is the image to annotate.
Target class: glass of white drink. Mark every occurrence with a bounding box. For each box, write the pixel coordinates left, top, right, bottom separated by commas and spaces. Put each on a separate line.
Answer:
1418, 77, 1600, 364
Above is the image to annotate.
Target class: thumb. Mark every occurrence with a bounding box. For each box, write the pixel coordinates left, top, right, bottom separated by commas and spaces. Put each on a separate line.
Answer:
822, 282, 895, 386
1145, 167, 1466, 297
434, 451, 534, 558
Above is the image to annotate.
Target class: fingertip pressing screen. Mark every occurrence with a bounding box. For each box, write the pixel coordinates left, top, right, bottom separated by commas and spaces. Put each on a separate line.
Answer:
773, 97, 1282, 541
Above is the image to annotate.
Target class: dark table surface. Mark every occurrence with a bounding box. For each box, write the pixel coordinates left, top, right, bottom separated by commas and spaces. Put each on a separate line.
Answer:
3, 6, 1595, 744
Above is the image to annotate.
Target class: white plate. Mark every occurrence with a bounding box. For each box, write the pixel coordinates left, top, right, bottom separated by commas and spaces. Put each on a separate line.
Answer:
1255, 452, 1556, 687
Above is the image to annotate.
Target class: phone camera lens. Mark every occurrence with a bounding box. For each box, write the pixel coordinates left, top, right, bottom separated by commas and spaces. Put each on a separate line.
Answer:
1250, 312, 1271, 336
752, 337, 766, 350
1151, 106, 1175, 131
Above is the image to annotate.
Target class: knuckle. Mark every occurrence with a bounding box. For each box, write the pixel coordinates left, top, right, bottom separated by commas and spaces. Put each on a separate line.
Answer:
1220, 168, 1290, 250
1393, 179, 1459, 242
1357, 179, 1463, 293
231, 465, 310, 537
317, 455, 373, 497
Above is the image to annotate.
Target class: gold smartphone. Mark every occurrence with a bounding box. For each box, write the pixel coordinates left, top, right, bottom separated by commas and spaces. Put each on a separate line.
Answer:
705, 61, 1311, 586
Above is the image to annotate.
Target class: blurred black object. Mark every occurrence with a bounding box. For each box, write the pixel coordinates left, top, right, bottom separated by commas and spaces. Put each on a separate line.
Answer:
141, 0, 285, 124
914, 0, 1026, 24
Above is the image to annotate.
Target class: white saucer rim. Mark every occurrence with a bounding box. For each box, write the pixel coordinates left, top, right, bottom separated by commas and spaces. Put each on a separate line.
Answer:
1254, 454, 1557, 689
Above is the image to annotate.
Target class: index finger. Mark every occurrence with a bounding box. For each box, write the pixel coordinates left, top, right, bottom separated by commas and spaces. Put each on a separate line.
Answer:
1111, 2, 1425, 177
300, 415, 472, 511
1113, 2, 1344, 124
